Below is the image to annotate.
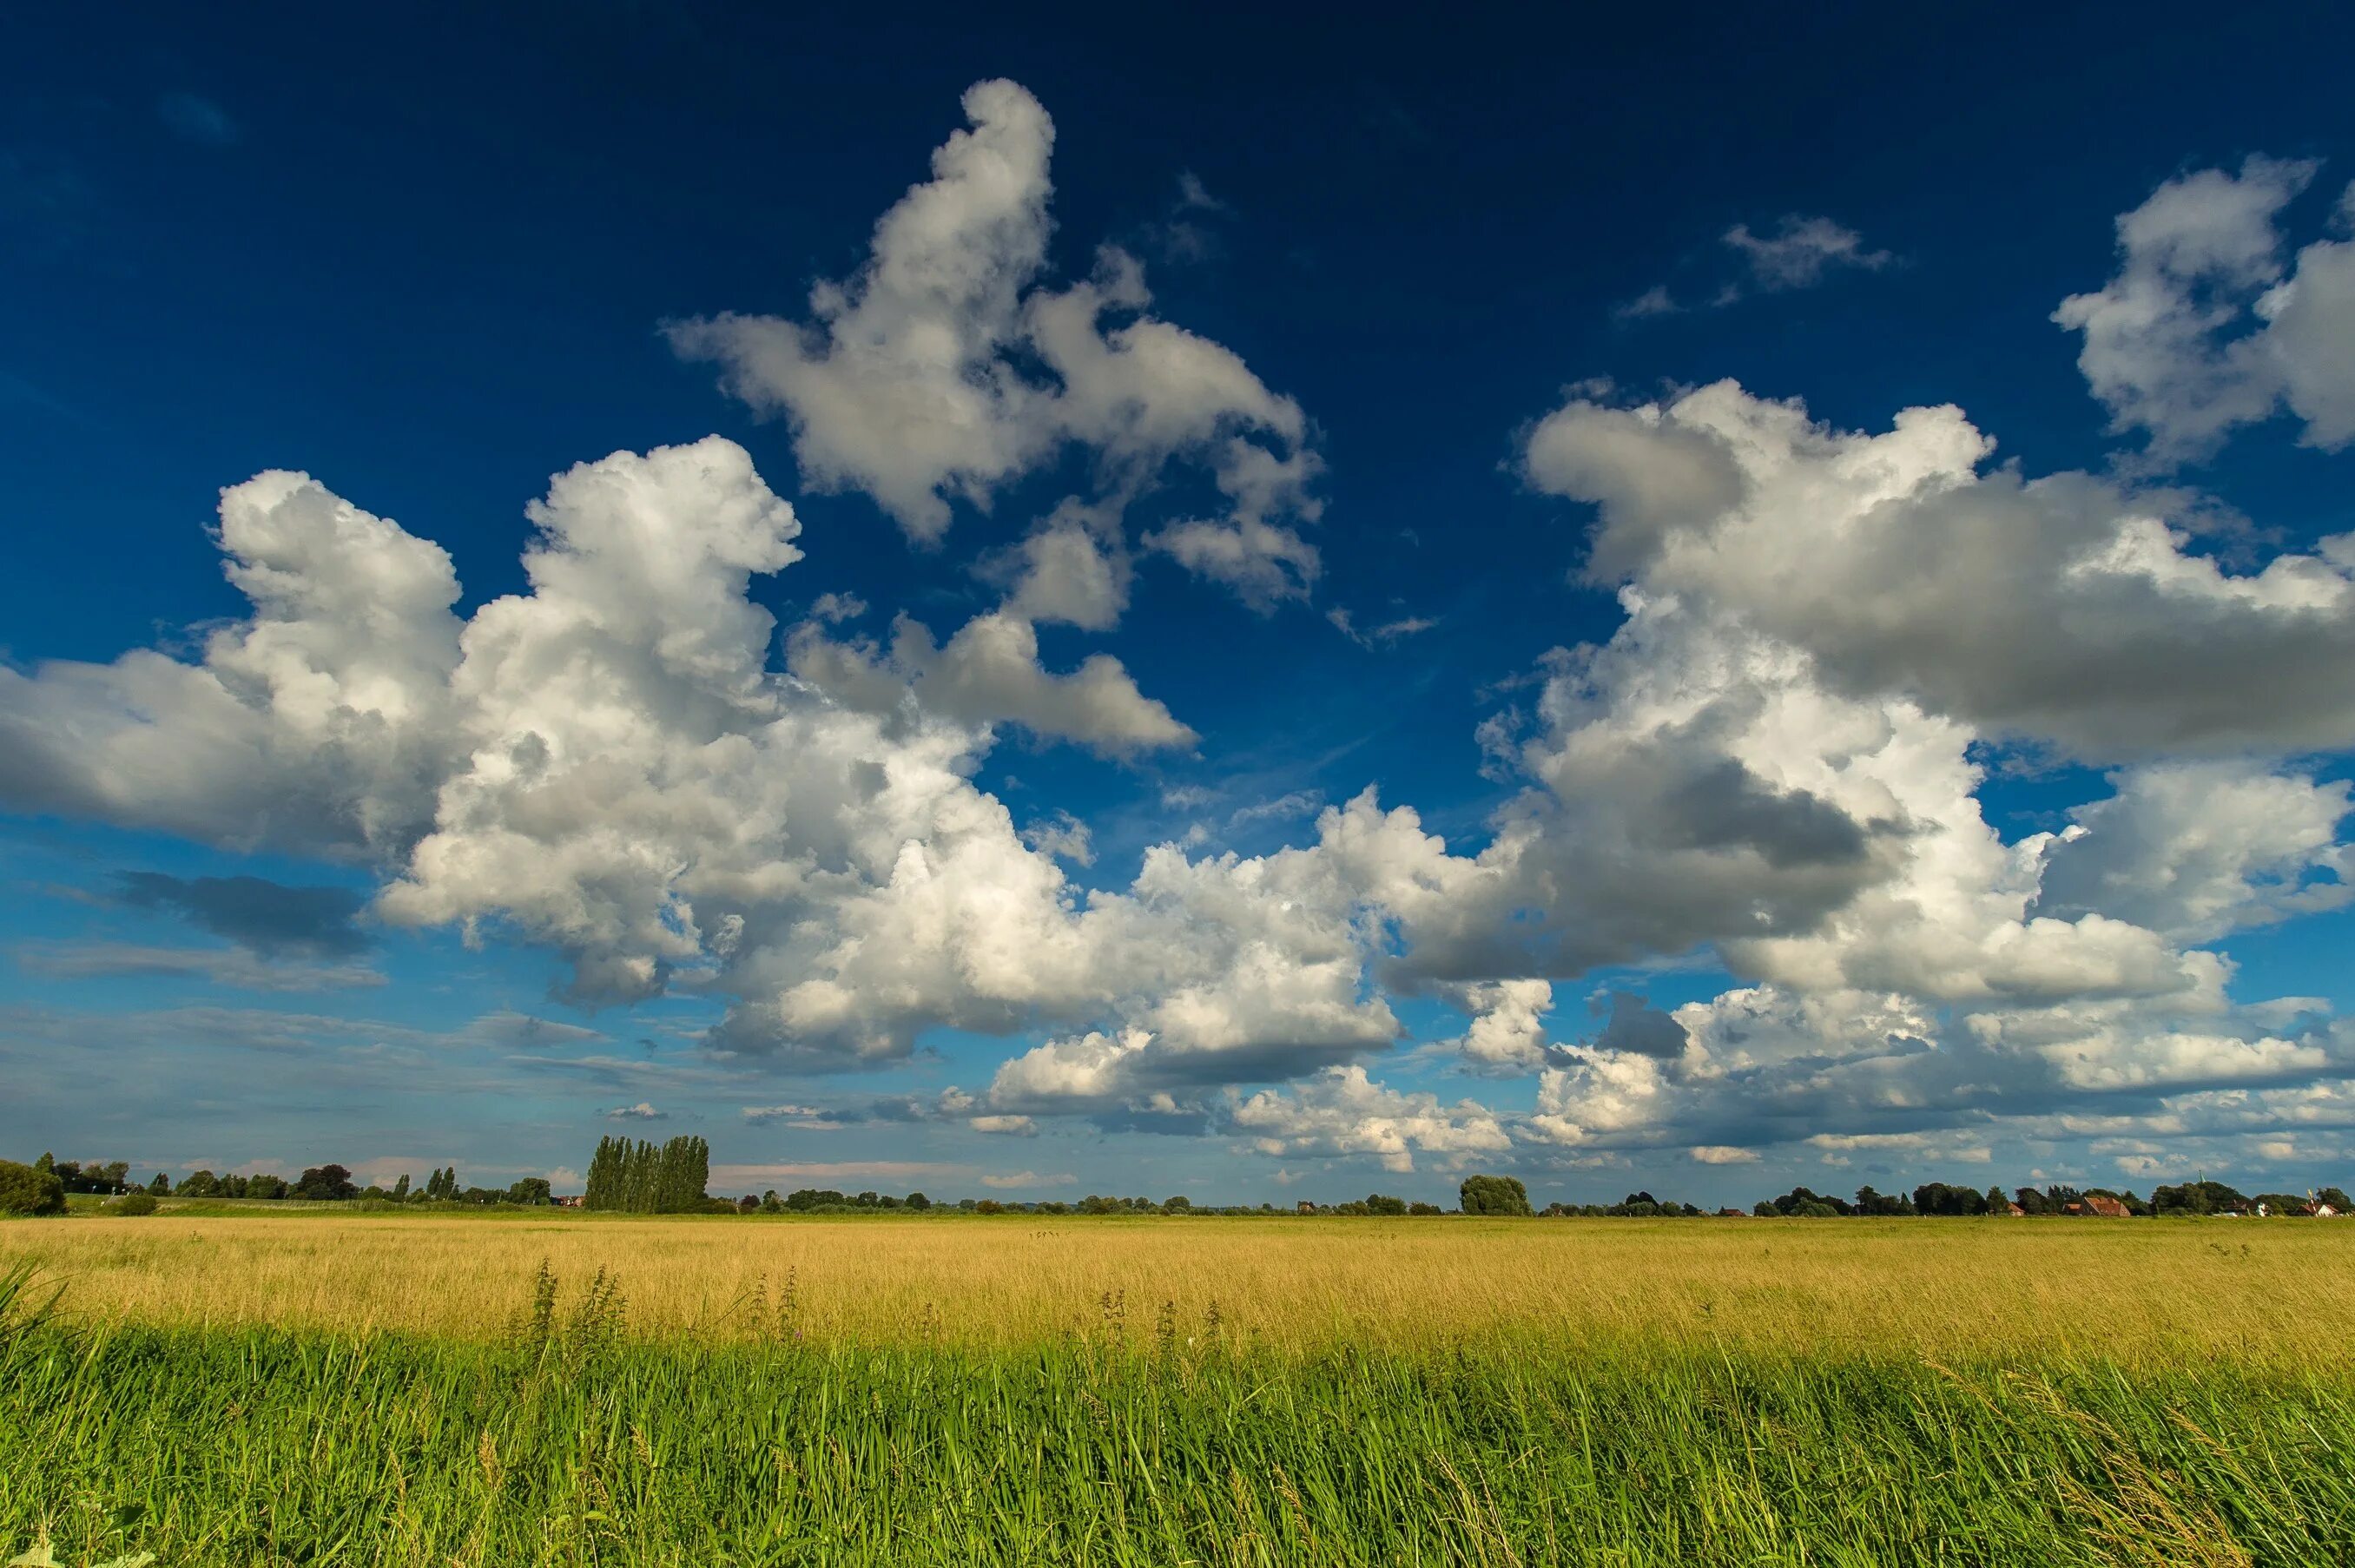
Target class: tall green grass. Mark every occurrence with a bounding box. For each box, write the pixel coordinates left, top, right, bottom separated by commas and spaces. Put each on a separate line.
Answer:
2, 1262, 2348, 1565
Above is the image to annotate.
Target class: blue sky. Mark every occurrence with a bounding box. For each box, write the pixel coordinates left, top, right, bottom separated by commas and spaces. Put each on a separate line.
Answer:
5, 3, 2355, 1205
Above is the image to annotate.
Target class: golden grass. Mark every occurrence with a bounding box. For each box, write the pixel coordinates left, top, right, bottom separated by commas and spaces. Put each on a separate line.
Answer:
4, 1211, 2347, 1361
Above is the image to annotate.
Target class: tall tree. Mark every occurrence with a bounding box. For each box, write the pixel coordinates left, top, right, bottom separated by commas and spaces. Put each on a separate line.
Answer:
1458, 1175, 1534, 1216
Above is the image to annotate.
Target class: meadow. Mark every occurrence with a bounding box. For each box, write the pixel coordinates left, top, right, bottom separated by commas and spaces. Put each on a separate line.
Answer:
3, 1213, 2352, 1565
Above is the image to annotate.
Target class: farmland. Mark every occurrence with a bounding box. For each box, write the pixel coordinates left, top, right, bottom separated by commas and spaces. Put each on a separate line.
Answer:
3, 1215, 2352, 1565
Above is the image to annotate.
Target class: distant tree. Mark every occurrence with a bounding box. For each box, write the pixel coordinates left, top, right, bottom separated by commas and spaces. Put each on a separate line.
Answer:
584, 1137, 617, 1210
34, 1152, 55, 1175
2319, 1187, 2352, 1211
1853, 1186, 1913, 1216
297, 1164, 357, 1202
906, 1191, 932, 1211
2151, 1179, 2247, 1216
106, 1190, 159, 1216
1911, 1183, 1989, 1216
760, 1190, 785, 1214
507, 1177, 552, 1207
246, 1174, 289, 1200
1768, 1187, 1854, 1216
1362, 1194, 1406, 1216
146, 1172, 169, 1196
973, 1199, 1005, 1215
1459, 1176, 1534, 1216
0, 1158, 67, 1216
656, 1137, 711, 1214
2014, 1186, 2051, 1216
175, 1170, 219, 1198
1984, 1185, 2009, 1213
1753, 1200, 1778, 1216
1408, 1202, 1444, 1216
391, 1174, 410, 1202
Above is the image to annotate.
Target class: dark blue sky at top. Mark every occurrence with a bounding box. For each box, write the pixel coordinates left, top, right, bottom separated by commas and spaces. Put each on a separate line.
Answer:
4, 2, 2353, 1201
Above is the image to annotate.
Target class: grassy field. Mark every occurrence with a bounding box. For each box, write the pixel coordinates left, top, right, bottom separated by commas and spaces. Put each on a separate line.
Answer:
3, 1214, 2352, 1564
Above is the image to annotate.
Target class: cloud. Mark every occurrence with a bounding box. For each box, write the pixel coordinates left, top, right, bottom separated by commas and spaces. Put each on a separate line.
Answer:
666, 78, 1318, 605
788, 608, 1193, 754
1230, 1064, 1513, 1173
808, 591, 867, 623
1020, 811, 1095, 866
1521, 382, 2355, 758
1328, 609, 1439, 647
2056, 157, 2355, 461
15, 940, 382, 992
1613, 285, 1681, 321
604, 1102, 667, 1120
0, 469, 465, 856
2034, 762, 2352, 940
1689, 1145, 1758, 1164
1722, 216, 1891, 292
741, 1103, 824, 1125
1448, 980, 1558, 1074
980, 1169, 1077, 1189
114, 871, 369, 957
9, 93, 2355, 1193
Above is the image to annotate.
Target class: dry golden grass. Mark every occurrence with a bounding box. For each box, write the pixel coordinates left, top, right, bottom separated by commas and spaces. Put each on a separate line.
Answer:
4, 1211, 2347, 1361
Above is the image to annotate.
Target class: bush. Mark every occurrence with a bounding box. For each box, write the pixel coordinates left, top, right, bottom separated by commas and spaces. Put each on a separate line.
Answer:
0, 1158, 66, 1216
104, 1190, 160, 1216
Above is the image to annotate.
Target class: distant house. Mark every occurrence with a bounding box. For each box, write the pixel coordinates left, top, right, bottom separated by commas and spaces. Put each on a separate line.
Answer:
2311, 1202, 2341, 1218
554, 1195, 585, 1209
1296, 1200, 1317, 1216
2006, 1202, 2026, 1216
1716, 1208, 1748, 1218
2083, 1194, 2131, 1218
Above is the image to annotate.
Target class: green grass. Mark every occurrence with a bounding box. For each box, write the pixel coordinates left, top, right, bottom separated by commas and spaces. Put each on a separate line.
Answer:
2, 1264, 2348, 1566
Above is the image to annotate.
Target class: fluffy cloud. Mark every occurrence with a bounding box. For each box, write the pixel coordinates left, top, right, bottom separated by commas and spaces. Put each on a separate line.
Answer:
786, 609, 1191, 754
667, 79, 1318, 595
2056, 157, 2355, 460
1230, 1064, 1512, 1172
2035, 762, 2352, 941
1523, 382, 2355, 757
7, 88, 2353, 1193
0, 470, 463, 855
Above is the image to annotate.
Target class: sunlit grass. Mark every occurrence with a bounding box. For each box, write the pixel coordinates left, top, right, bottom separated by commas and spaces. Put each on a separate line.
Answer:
2, 1211, 2348, 1362
3, 1216, 2351, 1564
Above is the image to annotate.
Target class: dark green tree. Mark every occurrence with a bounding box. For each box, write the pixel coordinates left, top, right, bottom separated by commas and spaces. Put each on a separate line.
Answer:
297, 1164, 357, 1202
1458, 1175, 1534, 1216
1910, 1183, 1990, 1216
0, 1158, 67, 1216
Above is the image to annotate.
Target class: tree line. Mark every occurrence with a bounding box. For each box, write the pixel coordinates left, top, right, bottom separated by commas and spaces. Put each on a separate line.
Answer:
8, 1150, 2351, 1222
0, 1153, 555, 1212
